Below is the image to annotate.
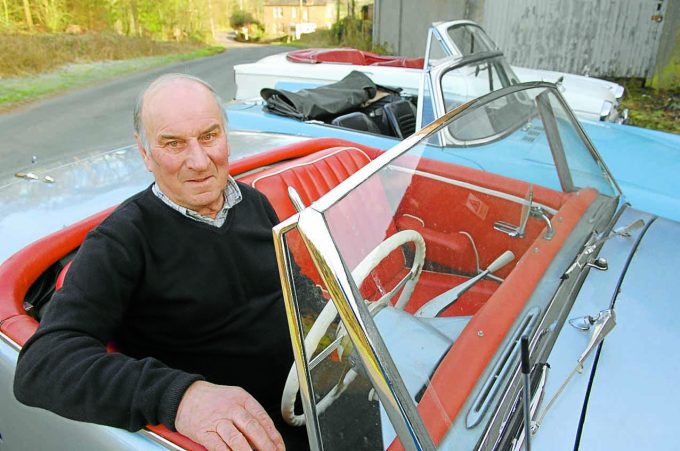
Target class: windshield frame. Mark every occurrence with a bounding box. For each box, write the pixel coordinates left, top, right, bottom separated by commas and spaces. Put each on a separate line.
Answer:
433, 20, 501, 58
272, 83, 622, 450
430, 81, 622, 198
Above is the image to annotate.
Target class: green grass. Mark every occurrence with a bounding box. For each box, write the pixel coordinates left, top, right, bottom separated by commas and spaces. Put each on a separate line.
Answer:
0, 32, 213, 77
0, 46, 223, 109
613, 78, 679, 134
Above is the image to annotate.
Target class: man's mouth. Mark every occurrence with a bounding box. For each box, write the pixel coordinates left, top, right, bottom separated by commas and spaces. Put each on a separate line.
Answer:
187, 175, 213, 184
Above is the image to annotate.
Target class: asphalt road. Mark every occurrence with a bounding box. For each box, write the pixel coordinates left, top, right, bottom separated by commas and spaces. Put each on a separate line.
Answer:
0, 44, 291, 181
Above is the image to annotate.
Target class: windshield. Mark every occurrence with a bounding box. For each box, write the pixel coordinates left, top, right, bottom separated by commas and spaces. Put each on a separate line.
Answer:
440, 56, 520, 112
278, 84, 618, 449
446, 23, 498, 57
440, 86, 617, 197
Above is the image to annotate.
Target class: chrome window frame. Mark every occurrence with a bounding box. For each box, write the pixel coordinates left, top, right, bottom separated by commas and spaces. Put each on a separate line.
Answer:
271, 83, 621, 450
429, 81, 622, 198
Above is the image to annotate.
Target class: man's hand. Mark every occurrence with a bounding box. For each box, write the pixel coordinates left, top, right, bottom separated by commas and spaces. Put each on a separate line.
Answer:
175, 381, 285, 451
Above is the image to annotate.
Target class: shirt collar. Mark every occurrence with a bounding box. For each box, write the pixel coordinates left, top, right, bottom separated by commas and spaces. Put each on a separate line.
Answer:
151, 176, 242, 227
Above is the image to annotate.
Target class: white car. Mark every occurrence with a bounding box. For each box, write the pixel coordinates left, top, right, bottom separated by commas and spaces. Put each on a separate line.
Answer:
234, 20, 624, 122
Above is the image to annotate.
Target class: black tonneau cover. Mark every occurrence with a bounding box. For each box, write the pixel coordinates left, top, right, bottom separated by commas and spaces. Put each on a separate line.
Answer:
261, 71, 380, 121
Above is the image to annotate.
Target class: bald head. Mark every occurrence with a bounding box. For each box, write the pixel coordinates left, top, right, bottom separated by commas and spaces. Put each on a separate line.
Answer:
133, 74, 228, 152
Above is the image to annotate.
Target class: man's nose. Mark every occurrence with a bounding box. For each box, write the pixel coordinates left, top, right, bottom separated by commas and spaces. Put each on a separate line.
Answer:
185, 139, 211, 171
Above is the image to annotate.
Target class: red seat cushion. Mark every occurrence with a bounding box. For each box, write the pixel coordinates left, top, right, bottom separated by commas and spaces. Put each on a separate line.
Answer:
239, 146, 373, 220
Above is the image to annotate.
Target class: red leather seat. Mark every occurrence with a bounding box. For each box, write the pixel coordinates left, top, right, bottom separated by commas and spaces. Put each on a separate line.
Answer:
239, 145, 373, 220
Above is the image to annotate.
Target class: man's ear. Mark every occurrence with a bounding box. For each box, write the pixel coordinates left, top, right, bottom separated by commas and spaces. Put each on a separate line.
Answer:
134, 133, 153, 172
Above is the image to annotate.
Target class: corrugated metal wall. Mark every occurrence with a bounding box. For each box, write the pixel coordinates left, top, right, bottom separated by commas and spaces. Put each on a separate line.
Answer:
481, 0, 668, 77
373, 0, 466, 57
374, 0, 670, 78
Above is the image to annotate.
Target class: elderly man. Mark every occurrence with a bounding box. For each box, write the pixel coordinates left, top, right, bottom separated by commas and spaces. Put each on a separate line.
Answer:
14, 74, 308, 450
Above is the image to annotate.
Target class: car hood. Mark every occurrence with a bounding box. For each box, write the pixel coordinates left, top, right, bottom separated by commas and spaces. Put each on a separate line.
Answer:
582, 121, 680, 222
576, 215, 680, 450
532, 208, 679, 450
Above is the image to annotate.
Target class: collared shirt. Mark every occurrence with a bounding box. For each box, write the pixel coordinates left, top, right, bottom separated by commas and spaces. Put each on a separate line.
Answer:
151, 176, 242, 227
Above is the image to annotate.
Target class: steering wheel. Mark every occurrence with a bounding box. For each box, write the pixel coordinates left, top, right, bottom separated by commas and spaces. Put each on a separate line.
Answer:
281, 230, 426, 426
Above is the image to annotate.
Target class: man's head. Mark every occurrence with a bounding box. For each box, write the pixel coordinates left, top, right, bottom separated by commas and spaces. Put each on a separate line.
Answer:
134, 74, 230, 217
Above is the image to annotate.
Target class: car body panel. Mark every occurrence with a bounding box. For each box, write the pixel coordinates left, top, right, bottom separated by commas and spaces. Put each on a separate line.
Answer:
578, 215, 680, 450
531, 207, 655, 450
0, 336, 174, 450
581, 121, 680, 221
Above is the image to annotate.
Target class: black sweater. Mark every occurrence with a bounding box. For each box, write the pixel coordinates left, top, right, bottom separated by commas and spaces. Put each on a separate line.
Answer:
14, 183, 296, 434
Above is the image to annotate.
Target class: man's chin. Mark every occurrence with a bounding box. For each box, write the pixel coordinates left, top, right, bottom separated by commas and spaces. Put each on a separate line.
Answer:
186, 191, 224, 215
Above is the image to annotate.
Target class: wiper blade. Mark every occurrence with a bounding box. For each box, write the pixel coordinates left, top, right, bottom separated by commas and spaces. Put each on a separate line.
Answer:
530, 309, 616, 433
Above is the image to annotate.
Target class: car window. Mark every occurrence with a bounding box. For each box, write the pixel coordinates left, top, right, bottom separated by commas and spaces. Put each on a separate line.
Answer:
446, 24, 497, 56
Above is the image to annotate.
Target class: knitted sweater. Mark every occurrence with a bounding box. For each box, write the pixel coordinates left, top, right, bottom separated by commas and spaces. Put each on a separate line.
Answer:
14, 183, 295, 434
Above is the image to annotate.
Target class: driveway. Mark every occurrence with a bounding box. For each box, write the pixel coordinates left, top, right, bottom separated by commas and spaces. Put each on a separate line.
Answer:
0, 44, 291, 181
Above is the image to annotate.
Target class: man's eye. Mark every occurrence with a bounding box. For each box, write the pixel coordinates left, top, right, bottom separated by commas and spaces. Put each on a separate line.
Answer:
164, 141, 182, 149
200, 132, 216, 142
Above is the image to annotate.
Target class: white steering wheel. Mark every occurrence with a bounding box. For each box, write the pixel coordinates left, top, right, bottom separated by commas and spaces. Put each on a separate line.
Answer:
281, 230, 426, 426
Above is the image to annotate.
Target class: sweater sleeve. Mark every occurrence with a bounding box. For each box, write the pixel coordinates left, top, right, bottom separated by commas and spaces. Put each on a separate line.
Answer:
13, 223, 202, 432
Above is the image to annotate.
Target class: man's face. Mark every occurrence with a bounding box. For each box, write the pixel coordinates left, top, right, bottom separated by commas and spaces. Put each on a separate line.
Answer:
136, 80, 230, 217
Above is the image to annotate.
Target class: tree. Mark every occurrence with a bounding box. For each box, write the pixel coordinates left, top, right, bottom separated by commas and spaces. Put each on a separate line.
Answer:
22, 0, 34, 30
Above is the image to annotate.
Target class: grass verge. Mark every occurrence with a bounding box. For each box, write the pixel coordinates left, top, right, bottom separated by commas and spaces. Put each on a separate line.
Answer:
0, 46, 223, 110
614, 78, 679, 134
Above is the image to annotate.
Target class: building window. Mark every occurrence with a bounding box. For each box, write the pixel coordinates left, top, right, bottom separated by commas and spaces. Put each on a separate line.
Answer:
303, 9, 308, 21
291, 8, 296, 19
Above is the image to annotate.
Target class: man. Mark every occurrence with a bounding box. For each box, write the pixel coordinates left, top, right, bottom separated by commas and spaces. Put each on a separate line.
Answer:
14, 74, 307, 451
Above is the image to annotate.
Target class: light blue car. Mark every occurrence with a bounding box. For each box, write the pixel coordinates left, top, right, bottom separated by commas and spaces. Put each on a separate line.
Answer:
1, 82, 679, 450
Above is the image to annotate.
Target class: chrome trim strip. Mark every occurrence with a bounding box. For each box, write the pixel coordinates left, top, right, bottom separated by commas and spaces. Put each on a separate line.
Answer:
137, 430, 184, 450
550, 85, 623, 199
390, 166, 559, 215
297, 209, 434, 450
535, 91, 575, 193
272, 216, 324, 450
0, 330, 21, 352
466, 308, 540, 428
476, 197, 614, 449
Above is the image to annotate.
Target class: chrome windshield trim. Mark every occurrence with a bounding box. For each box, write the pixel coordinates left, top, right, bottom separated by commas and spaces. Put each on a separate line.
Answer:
296, 208, 435, 450
272, 216, 324, 450
536, 90, 575, 193
432, 20, 500, 56
430, 52, 509, 122
549, 85, 623, 199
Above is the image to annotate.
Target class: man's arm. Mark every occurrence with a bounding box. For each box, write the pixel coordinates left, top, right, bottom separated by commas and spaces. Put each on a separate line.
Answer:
14, 227, 201, 431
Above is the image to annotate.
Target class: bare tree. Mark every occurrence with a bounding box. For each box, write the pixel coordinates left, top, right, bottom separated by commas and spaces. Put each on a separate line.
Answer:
22, 0, 34, 30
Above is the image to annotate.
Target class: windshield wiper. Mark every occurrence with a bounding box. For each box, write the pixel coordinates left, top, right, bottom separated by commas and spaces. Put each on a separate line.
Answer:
530, 309, 616, 434
562, 218, 645, 280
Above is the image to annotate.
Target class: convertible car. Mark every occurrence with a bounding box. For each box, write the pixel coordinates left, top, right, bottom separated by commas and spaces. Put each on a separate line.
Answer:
234, 20, 625, 123
1, 83, 678, 450
227, 45, 680, 223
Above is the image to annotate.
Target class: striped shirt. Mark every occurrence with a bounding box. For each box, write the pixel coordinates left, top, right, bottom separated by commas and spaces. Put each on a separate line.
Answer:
151, 176, 242, 227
